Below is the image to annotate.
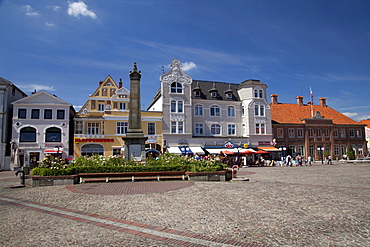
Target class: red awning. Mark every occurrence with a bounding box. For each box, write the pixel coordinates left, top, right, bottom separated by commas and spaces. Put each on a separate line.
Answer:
255, 150, 269, 154
44, 149, 58, 153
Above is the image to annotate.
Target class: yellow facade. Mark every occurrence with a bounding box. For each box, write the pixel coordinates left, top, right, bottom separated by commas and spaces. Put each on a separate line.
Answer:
73, 75, 162, 158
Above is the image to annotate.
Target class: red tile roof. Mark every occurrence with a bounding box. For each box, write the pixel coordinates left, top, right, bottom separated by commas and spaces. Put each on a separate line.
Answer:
360, 120, 370, 128
270, 103, 363, 125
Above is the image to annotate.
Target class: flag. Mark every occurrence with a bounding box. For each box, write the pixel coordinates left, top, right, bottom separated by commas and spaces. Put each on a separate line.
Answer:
310, 87, 314, 103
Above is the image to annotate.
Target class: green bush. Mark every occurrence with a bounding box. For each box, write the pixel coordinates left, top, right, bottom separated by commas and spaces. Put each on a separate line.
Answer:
31, 153, 226, 176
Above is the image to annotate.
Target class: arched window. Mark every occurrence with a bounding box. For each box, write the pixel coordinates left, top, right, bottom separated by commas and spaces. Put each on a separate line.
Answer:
194, 104, 203, 116
227, 106, 235, 117
170, 82, 183, 93
211, 124, 221, 135
20, 127, 37, 142
45, 127, 61, 142
259, 90, 263, 98
210, 105, 220, 117
81, 144, 104, 156
254, 90, 258, 98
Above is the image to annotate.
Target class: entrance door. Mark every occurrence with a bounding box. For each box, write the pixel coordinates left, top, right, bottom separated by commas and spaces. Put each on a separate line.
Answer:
29, 152, 40, 169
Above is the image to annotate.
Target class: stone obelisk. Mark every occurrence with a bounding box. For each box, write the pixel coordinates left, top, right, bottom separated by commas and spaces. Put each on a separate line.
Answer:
122, 63, 147, 161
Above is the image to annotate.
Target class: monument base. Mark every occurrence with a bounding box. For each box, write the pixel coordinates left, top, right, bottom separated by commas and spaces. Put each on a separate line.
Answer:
122, 135, 147, 162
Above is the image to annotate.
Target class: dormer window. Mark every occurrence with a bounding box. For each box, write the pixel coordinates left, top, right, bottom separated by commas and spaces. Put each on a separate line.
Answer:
211, 92, 217, 98
227, 93, 232, 99
195, 90, 201, 97
171, 82, 183, 93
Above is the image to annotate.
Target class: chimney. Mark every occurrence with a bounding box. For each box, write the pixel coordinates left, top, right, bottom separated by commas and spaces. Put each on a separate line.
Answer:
296, 96, 304, 106
119, 78, 122, 88
319, 97, 327, 107
99, 81, 103, 85
271, 94, 278, 104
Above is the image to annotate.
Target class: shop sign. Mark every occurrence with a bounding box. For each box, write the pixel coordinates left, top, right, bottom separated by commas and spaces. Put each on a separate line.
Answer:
75, 138, 114, 143
258, 141, 271, 145
224, 141, 234, 148
178, 139, 188, 145
147, 138, 157, 144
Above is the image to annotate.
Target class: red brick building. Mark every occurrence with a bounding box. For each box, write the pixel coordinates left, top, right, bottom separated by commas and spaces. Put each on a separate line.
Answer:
270, 94, 367, 161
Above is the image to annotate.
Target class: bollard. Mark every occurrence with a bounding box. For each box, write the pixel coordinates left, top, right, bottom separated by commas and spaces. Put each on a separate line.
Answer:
15, 170, 25, 186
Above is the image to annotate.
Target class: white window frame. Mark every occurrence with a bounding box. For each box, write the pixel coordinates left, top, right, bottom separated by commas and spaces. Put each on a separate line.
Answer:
288, 128, 295, 138
210, 124, 221, 135
171, 121, 184, 134
194, 104, 203, 116
116, 122, 128, 134
228, 124, 236, 135
147, 122, 156, 135
119, 102, 126, 110
210, 105, 220, 117
171, 100, 183, 113
194, 123, 204, 135
87, 122, 99, 135
170, 82, 183, 94
227, 106, 235, 117
297, 128, 304, 138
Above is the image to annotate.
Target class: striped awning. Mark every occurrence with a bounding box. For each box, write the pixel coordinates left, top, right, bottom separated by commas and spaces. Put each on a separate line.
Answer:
258, 147, 280, 152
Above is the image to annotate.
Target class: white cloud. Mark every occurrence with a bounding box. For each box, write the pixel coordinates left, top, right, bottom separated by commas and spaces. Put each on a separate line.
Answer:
19, 84, 56, 93
181, 62, 197, 71
23, 5, 40, 16
45, 22, 55, 27
68, 1, 97, 19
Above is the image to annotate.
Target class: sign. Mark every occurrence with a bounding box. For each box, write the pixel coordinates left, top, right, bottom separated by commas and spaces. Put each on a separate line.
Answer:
243, 144, 249, 148
178, 139, 188, 145
258, 141, 271, 145
75, 138, 114, 143
224, 141, 234, 148
147, 138, 157, 144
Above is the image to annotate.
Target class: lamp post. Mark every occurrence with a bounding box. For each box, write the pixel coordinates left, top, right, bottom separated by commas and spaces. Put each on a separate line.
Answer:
54, 145, 63, 158
279, 147, 287, 160
317, 146, 324, 164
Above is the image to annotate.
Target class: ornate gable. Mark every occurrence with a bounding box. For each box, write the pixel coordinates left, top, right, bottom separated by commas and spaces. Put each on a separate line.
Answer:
160, 58, 192, 86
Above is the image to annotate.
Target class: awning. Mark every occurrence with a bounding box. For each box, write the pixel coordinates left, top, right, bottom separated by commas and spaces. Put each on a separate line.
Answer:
44, 149, 58, 153
258, 147, 281, 152
189, 147, 205, 155
166, 147, 182, 154
166, 146, 204, 155
205, 148, 255, 155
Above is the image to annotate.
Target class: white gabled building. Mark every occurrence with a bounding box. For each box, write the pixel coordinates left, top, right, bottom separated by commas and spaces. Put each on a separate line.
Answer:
11, 91, 75, 170
148, 58, 273, 155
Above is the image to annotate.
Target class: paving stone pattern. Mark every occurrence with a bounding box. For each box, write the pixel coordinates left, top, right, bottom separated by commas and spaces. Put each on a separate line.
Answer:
0, 163, 369, 246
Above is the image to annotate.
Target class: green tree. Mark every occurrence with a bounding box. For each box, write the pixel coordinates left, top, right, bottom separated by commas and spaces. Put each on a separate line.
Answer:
346, 146, 356, 160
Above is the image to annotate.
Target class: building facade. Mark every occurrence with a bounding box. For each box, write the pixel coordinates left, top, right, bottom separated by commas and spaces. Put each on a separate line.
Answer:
0, 77, 27, 170
148, 58, 274, 154
270, 94, 367, 160
11, 91, 75, 169
359, 119, 370, 155
73, 75, 162, 158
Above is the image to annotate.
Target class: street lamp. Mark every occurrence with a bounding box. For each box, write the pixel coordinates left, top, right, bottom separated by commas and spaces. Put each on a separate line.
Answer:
54, 145, 63, 158
317, 146, 324, 164
279, 147, 287, 160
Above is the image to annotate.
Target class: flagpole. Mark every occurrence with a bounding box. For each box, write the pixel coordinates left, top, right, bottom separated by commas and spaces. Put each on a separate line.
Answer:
310, 87, 314, 118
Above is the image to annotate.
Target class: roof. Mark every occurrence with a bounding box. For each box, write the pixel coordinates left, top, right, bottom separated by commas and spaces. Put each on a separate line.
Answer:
359, 119, 370, 128
192, 80, 240, 101
270, 103, 363, 125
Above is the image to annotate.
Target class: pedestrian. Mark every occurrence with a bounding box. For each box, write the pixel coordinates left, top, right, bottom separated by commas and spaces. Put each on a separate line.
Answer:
297, 155, 303, 166
286, 155, 292, 167
307, 156, 312, 166
328, 155, 332, 165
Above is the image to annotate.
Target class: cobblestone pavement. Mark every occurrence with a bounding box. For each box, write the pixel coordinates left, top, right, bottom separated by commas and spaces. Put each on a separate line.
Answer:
0, 163, 369, 246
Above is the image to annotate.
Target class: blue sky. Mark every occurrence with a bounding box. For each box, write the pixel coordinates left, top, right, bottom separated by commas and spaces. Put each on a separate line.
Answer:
1, 0, 369, 121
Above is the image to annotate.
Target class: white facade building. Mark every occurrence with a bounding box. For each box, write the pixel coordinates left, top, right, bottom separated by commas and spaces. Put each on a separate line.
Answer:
11, 91, 75, 169
148, 58, 273, 154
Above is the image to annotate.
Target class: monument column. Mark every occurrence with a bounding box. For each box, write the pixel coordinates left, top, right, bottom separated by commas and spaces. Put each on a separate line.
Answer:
122, 63, 147, 161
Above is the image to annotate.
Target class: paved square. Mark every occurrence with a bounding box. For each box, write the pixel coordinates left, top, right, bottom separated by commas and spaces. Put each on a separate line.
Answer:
1, 163, 369, 246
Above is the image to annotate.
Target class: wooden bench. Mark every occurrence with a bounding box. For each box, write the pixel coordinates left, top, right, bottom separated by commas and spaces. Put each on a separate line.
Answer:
77, 171, 187, 183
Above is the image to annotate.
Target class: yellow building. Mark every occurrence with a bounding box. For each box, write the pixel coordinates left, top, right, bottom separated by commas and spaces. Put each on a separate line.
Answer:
73, 75, 162, 158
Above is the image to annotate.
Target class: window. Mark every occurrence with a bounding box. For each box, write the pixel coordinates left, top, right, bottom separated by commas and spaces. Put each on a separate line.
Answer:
81, 144, 104, 156
242, 124, 246, 135
195, 123, 203, 135
341, 145, 346, 156
259, 90, 263, 98
333, 129, 338, 138
171, 82, 182, 93
260, 105, 264, 116
117, 122, 128, 134
211, 92, 218, 98
98, 104, 104, 111
112, 148, 121, 156
44, 109, 52, 119
255, 105, 259, 116
288, 128, 295, 138
334, 145, 339, 156
256, 123, 260, 134
356, 129, 362, 137
309, 145, 314, 157
298, 145, 304, 156
195, 91, 201, 97
31, 109, 40, 119
18, 109, 27, 119
277, 128, 284, 138
358, 144, 363, 155
211, 124, 221, 135
309, 128, 314, 137
227, 106, 235, 117
171, 100, 183, 113
242, 106, 245, 117
228, 124, 236, 135
340, 129, 346, 138
148, 122, 156, 135
75, 121, 83, 134
254, 90, 258, 98
317, 128, 322, 137
227, 93, 232, 99
171, 121, 183, 134
87, 123, 99, 135
325, 129, 330, 138
57, 110, 65, 119
349, 129, 355, 138
119, 103, 126, 110
289, 145, 296, 155
45, 127, 61, 142
210, 105, 220, 117
194, 104, 203, 116
20, 127, 36, 142
297, 128, 304, 138
261, 123, 265, 134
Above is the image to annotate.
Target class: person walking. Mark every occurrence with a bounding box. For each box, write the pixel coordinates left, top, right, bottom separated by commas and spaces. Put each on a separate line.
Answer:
307, 156, 312, 166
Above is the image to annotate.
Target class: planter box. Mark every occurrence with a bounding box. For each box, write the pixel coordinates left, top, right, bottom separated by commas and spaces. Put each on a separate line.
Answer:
186, 170, 232, 182
31, 175, 78, 187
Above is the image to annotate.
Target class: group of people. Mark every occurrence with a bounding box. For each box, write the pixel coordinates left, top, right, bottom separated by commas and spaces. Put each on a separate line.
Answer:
282, 155, 313, 166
